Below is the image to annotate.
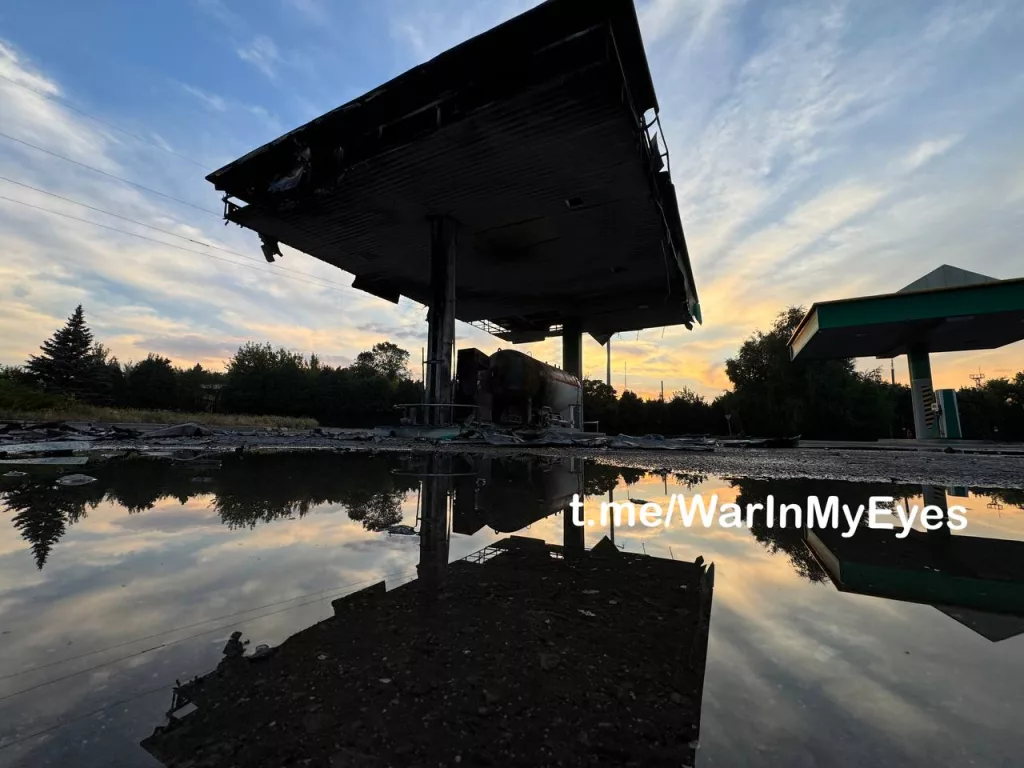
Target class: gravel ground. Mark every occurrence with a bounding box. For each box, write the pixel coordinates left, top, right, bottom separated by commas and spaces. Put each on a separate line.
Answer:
5, 424, 1024, 488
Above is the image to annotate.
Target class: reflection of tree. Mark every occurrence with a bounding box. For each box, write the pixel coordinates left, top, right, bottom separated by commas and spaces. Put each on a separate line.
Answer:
106, 459, 195, 513
978, 488, 1024, 509
344, 492, 405, 531
2, 484, 100, 568
1, 453, 420, 568
618, 467, 647, 486
211, 453, 418, 530
583, 464, 621, 496
672, 472, 707, 490
730, 479, 920, 584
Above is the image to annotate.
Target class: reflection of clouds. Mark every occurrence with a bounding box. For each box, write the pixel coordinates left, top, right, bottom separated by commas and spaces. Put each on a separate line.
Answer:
0, 487, 425, 765
582, 471, 1024, 765
3, 464, 1024, 766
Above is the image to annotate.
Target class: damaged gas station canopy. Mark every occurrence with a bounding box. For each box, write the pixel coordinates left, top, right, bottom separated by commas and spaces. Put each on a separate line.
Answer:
206, 0, 700, 343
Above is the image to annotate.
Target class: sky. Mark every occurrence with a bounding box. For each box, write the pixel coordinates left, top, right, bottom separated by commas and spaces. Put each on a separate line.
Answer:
0, 0, 1022, 401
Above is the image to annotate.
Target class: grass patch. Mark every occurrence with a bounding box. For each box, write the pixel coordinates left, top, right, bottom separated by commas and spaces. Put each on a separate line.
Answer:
0, 404, 318, 429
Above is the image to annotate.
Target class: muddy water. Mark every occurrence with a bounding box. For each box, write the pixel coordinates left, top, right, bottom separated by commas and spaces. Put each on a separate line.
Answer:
1, 452, 1022, 767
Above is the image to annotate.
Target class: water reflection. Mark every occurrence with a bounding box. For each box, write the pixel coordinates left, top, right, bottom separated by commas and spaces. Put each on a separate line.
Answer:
140, 456, 716, 768
1, 454, 1023, 766
730, 479, 921, 584
2, 453, 420, 568
804, 484, 1024, 641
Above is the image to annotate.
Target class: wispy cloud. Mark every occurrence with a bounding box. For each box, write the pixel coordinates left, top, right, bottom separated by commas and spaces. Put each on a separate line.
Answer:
180, 83, 227, 112
236, 35, 282, 80
283, 0, 330, 26
0, 38, 419, 374
899, 136, 962, 173
388, 0, 538, 62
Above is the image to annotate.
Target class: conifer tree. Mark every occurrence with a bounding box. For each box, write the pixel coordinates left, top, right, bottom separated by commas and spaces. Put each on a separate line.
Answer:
26, 305, 105, 400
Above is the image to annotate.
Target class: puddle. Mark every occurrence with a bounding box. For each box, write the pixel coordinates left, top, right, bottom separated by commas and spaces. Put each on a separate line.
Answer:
1, 453, 1022, 766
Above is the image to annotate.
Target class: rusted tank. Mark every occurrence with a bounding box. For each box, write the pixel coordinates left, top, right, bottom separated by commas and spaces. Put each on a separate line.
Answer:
488, 349, 581, 426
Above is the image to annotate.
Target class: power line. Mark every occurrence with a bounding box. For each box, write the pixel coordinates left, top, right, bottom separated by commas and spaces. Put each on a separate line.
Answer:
0, 568, 417, 705
0, 194, 369, 298
0, 176, 356, 293
0, 683, 169, 752
0, 72, 211, 171
0, 570, 411, 681
0, 130, 220, 217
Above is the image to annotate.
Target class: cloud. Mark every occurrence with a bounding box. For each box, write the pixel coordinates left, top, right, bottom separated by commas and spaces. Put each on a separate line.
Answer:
900, 135, 962, 173
180, 83, 227, 112
639, 0, 745, 49
178, 81, 283, 132
389, 0, 538, 62
283, 0, 330, 25
0, 38, 425, 378
236, 35, 282, 80
356, 322, 425, 342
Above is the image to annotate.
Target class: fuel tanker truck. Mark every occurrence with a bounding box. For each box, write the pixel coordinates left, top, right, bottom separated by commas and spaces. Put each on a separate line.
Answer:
454, 348, 582, 429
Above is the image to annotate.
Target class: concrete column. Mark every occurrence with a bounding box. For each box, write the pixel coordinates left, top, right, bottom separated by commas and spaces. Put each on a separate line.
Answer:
562, 318, 583, 428
606, 338, 611, 387
907, 345, 940, 440
417, 454, 451, 591
425, 217, 457, 425
563, 456, 586, 554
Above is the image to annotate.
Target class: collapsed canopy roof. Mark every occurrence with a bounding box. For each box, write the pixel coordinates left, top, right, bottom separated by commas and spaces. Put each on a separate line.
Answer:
207, 0, 699, 343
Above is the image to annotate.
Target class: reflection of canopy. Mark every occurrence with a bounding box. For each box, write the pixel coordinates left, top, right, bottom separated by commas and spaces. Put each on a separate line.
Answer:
142, 536, 715, 767
453, 456, 584, 535
805, 526, 1024, 640
206, 0, 699, 341
789, 267, 1024, 360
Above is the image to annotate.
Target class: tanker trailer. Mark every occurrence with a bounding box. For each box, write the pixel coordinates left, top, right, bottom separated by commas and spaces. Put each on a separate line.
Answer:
487, 349, 582, 428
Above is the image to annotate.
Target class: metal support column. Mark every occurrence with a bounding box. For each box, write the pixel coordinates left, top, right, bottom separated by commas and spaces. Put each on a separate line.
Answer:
562, 318, 583, 429
425, 217, 457, 425
907, 345, 940, 439
417, 454, 451, 591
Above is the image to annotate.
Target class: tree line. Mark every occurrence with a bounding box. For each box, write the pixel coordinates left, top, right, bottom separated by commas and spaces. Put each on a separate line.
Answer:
1, 305, 421, 427
3, 304, 1022, 439
582, 306, 1024, 441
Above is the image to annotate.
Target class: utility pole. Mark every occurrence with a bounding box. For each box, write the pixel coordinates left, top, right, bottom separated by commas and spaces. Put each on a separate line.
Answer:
969, 371, 985, 388
890, 358, 895, 385
606, 339, 611, 387
660, 381, 664, 401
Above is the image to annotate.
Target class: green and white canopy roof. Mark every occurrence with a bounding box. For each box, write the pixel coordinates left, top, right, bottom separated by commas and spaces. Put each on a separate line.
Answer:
789, 266, 1024, 361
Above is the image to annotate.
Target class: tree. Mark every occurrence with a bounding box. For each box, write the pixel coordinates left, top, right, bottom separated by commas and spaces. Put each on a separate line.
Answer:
26, 305, 108, 402
664, 387, 717, 435
352, 342, 410, 381
957, 374, 1024, 441
723, 307, 911, 439
222, 342, 309, 416
127, 354, 179, 410
582, 379, 619, 433
618, 390, 645, 434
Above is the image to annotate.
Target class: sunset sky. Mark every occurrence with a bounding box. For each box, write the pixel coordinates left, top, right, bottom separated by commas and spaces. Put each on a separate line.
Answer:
1, 0, 1021, 400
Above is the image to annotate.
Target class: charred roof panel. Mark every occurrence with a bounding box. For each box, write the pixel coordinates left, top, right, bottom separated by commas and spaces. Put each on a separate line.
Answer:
208, 0, 700, 339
